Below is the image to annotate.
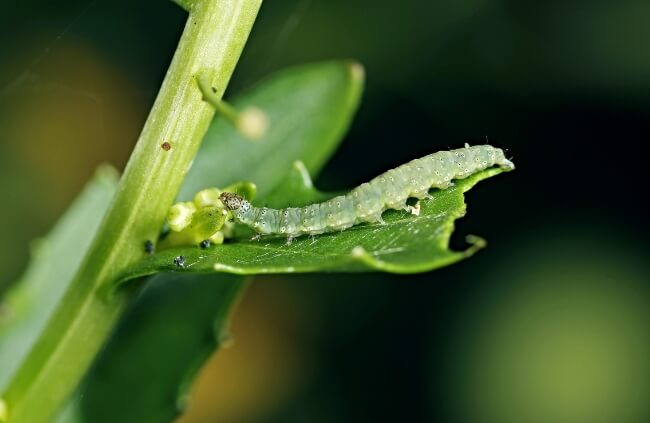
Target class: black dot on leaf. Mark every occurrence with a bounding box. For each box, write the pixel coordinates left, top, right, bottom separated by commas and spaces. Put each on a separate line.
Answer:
173, 256, 186, 268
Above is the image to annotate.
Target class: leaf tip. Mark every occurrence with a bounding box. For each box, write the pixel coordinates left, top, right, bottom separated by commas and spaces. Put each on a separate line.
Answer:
347, 61, 365, 82
464, 235, 487, 256
94, 163, 120, 186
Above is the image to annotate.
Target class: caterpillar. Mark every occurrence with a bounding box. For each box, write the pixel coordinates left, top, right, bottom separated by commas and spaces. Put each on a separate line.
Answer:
220, 145, 514, 242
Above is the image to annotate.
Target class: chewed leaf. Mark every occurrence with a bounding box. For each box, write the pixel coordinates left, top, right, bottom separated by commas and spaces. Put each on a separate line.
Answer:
117, 166, 509, 283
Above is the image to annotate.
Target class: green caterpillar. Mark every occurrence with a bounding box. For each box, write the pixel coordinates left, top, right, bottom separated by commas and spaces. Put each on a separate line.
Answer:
220, 145, 514, 242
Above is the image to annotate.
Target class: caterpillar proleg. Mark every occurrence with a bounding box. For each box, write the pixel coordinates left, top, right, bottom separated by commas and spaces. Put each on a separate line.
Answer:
220, 145, 514, 241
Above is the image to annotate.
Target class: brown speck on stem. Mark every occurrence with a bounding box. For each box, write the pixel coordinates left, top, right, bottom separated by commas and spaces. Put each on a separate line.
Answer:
161, 142, 171, 151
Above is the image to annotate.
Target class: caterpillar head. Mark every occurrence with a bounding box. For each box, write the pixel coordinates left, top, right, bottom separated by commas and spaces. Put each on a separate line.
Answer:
220, 192, 243, 210
220, 192, 252, 215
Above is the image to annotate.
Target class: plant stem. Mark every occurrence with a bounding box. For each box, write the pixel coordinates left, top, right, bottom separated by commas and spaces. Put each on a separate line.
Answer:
1, 1, 262, 422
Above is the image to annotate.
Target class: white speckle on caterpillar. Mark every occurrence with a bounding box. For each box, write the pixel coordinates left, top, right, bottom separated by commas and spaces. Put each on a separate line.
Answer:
219, 145, 514, 240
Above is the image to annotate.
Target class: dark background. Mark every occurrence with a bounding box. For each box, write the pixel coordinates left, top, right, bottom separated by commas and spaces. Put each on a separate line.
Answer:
1, 1, 648, 422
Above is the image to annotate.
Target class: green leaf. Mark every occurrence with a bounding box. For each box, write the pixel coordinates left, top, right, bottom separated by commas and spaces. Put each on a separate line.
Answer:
177, 60, 364, 200
118, 165, 510, 280
0, 166, 118, 391
80, 274, 245, 423
78, 60, 364, 423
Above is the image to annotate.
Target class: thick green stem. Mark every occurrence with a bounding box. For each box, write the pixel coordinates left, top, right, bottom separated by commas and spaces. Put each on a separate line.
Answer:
1, 1, 262, 422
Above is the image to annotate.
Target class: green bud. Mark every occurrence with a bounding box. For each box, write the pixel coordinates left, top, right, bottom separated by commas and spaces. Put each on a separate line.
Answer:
187, 206, 228, 241
193, 187, 223, 208
167, 202, 197, 232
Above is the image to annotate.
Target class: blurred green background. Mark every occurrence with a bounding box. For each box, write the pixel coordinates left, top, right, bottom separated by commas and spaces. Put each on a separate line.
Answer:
1, 0, 648, 422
